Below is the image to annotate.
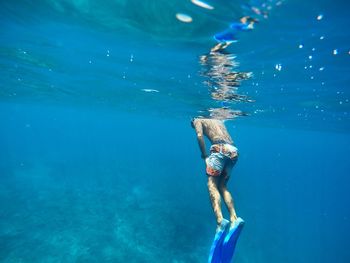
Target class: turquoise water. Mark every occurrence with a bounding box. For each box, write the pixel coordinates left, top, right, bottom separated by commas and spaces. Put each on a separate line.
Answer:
1, 0, 349, 262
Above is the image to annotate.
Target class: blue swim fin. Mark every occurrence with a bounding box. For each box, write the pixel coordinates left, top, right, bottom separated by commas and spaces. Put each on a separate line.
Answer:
221, 218, 245, 263
230, 22, 250, 31
208, 219, 229, 263
213, 29, 238, 43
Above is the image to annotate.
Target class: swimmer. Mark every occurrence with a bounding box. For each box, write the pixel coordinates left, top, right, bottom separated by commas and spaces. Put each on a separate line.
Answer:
211, 88, 254, 103
191, 118, 240, 230
213, 16, 258, 43
230, 16, 259, 31
240, 16, 259, 29
224, 72, 252, 81
210, 41, 233, 53
209, 108, 248, 119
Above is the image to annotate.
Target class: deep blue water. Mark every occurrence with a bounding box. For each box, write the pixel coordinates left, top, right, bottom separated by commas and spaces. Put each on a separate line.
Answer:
1, 0, 350, 262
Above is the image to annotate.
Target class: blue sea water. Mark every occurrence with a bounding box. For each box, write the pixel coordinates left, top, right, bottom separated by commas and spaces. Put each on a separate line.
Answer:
0, 0, 349, 262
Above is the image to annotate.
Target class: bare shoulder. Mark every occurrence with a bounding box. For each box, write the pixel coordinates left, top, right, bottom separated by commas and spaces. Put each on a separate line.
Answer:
193, 118, 203, 127
203, 118, 224, 127
193, 118, 226, 130
192, 118, 203, 134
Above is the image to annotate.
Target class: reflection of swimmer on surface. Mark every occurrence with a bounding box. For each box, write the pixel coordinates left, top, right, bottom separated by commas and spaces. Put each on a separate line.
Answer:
216, 80, 240, 88
224, 72, 252, 81
210, 41, 233, 53
242, 3, 269, 19
231, 16, 259, 31
214, 16, 259, 43
201, 42, 237, 66
200, 41, 253, 103
208, 108, 248, 120
191, 118, 240, 230
211, 89, 254, 103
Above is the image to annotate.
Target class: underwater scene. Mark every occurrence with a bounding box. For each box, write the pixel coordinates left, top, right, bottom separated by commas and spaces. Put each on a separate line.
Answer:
0, 0, 349, 262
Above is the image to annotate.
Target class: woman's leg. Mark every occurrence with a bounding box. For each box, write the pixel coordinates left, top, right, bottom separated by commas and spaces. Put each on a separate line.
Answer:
207, 176, 224, 227
219, 168, 237, 223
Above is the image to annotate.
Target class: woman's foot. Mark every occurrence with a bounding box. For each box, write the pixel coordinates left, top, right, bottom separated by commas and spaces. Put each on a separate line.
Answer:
229, 215, 238, 229
216, 218, 230, 233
